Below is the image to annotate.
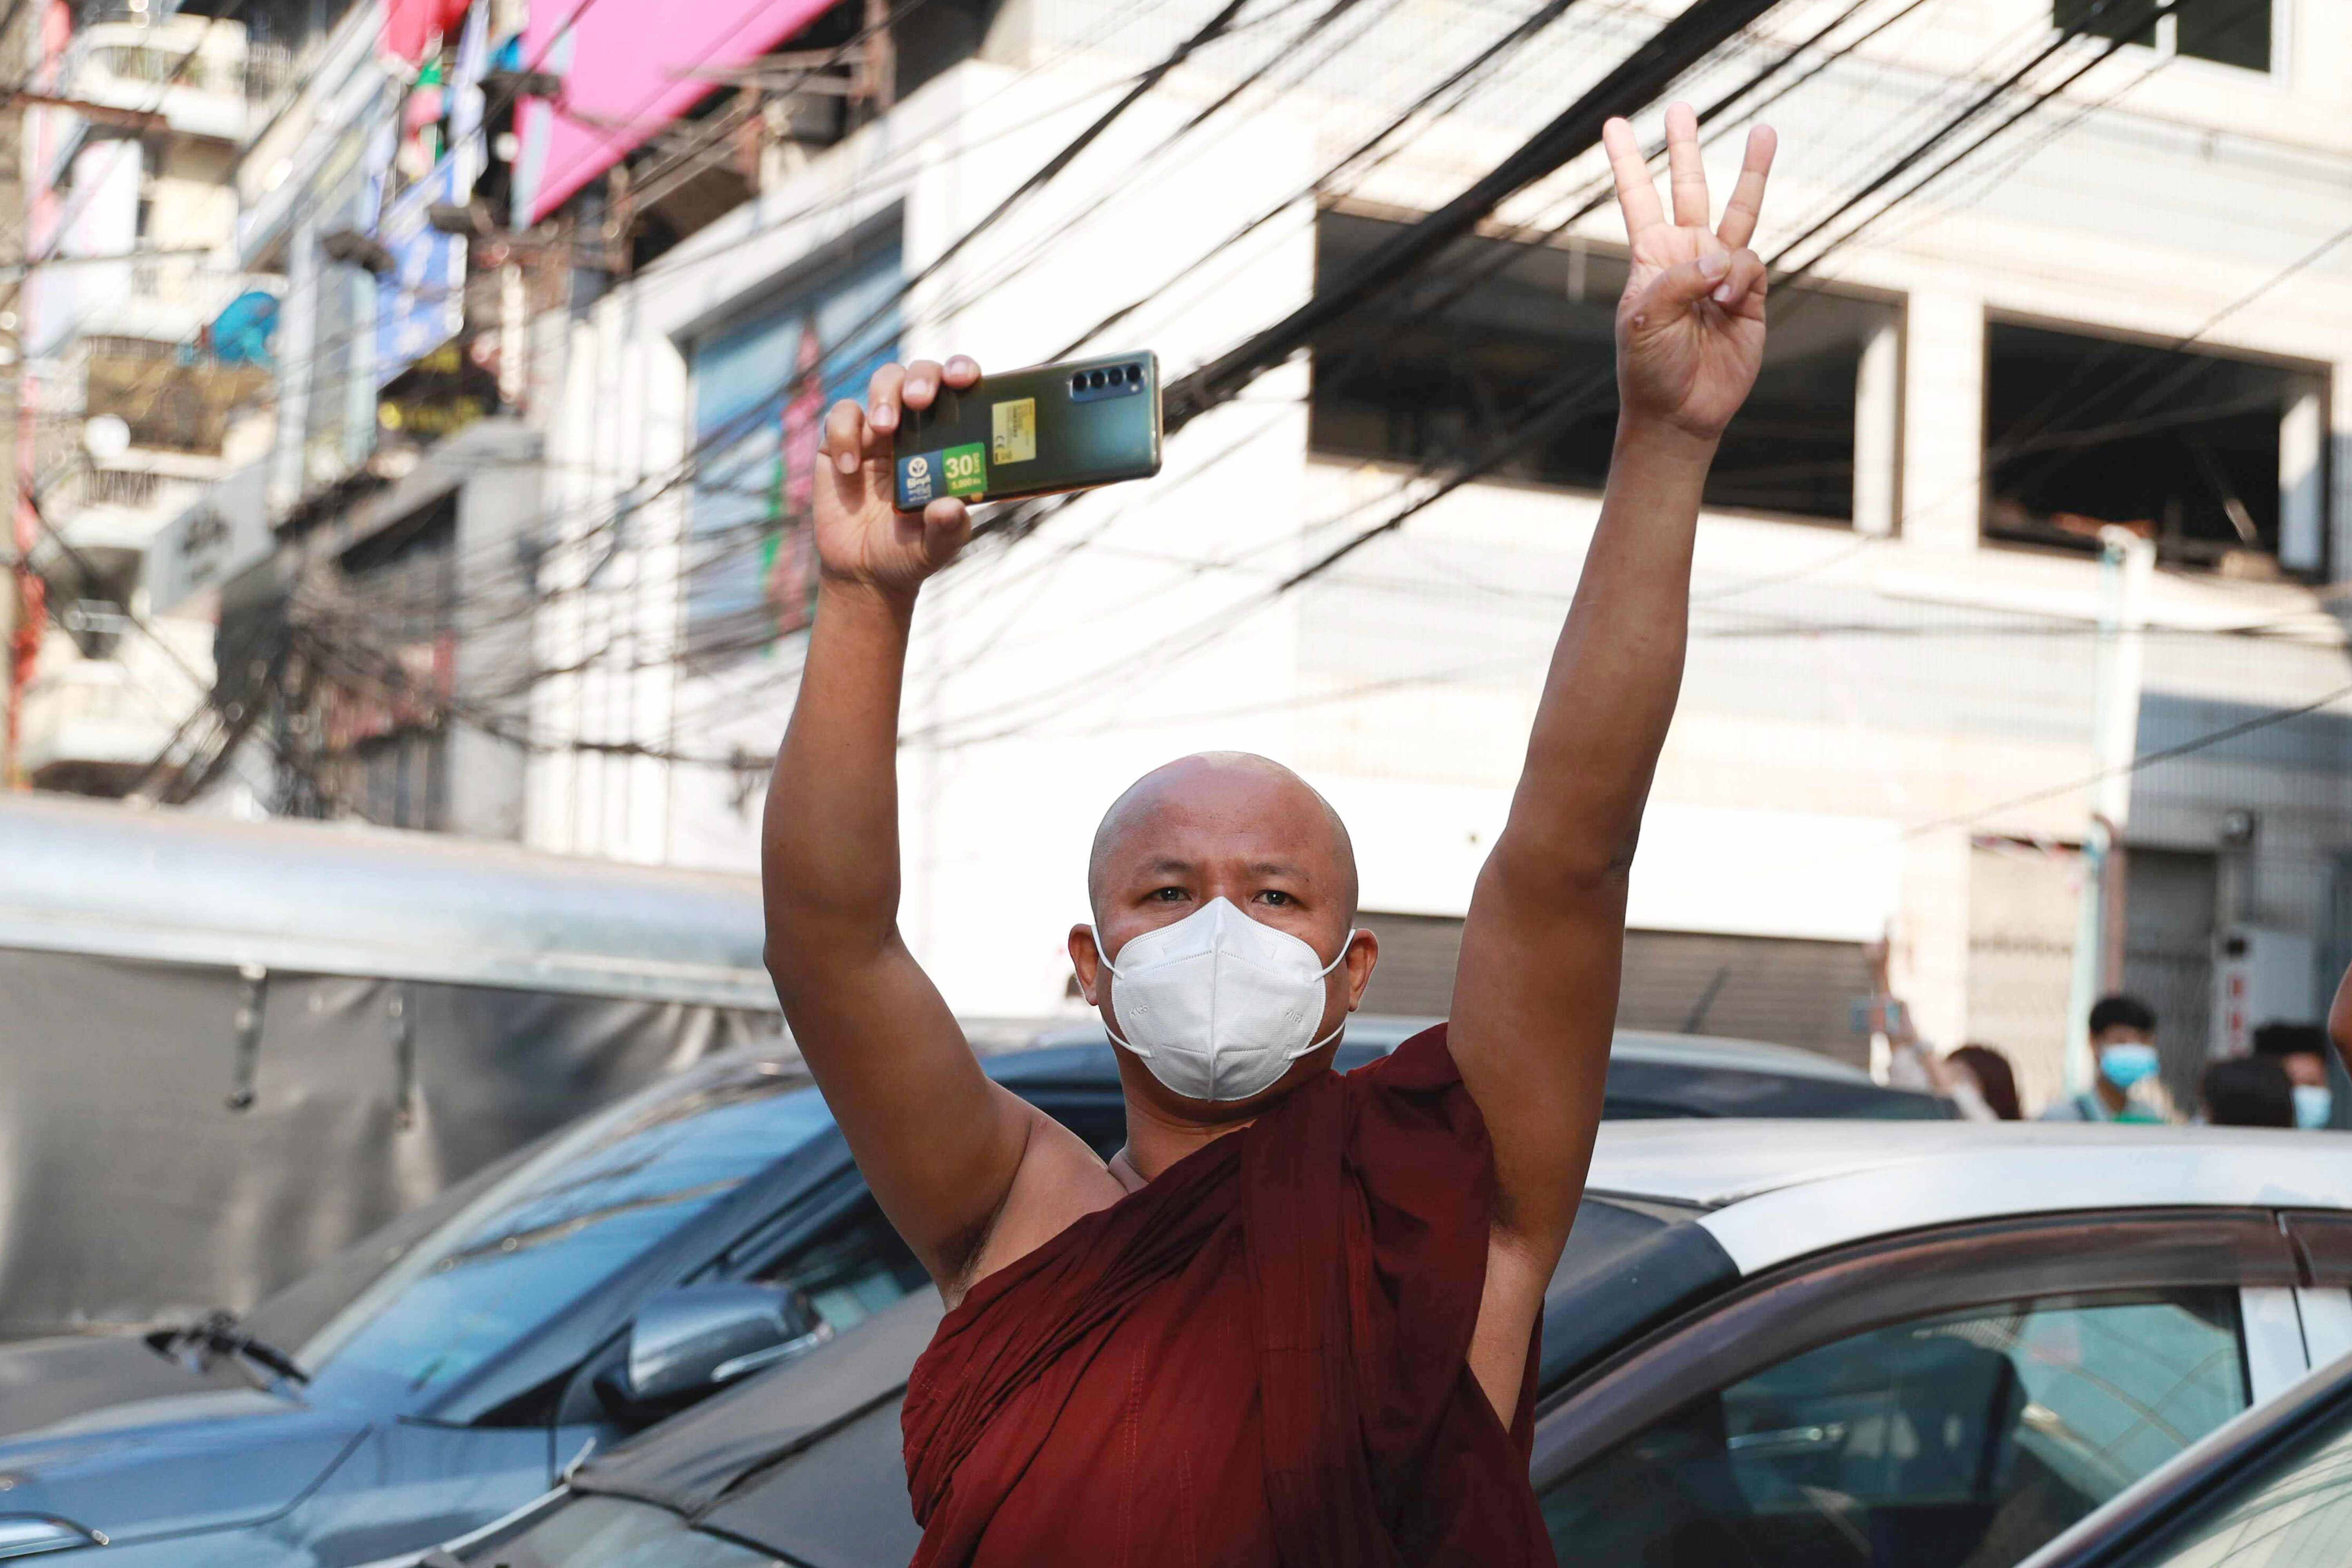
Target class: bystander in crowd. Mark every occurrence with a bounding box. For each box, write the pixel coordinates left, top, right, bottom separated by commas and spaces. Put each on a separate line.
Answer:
2251, 1021, 2335, 1129
1863, 941, 2021, 1120
2040, 995, 2167, 1123
2198, 1055, 2295, 1128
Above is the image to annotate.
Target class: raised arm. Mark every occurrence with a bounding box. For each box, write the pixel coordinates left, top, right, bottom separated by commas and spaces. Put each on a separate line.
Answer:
763, 356, 1039, 1287
1450, 108, 1776, 1291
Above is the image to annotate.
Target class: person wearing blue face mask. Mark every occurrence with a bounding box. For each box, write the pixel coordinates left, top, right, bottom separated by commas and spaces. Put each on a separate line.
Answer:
2041, 994, 2168, 1123
2251, 1021, 2336, 1130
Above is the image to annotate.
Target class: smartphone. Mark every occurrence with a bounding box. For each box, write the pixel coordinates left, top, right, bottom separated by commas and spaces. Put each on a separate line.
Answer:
893, 351, 1162, 511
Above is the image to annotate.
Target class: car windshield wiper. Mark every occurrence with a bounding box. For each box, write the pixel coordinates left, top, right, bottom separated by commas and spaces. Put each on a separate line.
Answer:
144, 1309, 309, 1386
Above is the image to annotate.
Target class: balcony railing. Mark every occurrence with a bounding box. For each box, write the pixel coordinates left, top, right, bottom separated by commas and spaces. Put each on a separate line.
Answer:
20, 619, 211, 794
56, 15, 257, 147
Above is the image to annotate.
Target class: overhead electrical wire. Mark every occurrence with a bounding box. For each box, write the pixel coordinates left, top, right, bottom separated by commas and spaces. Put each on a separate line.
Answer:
239, 0, 2333, 785
560, 0, 2154, 752
884, 0, 2185, 751
252, 0, 1365, 775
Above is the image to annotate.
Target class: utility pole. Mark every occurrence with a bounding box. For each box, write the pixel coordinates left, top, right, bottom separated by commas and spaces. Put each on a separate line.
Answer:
2063, 527, 2155, 1096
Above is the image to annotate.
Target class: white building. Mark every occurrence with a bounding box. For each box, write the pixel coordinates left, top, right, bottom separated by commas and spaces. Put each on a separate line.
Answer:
373, 0, 2352, 1109
15, 7, 280, 795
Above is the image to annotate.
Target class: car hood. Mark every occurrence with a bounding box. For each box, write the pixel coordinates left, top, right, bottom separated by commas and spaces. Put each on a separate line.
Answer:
0, 1374, 367, 1546
0, 1332, 260, 1441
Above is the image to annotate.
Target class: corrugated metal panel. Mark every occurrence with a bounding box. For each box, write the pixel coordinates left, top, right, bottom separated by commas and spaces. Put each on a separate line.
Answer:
2121, 846, 2220, 1110
1968, 840, 2085, 1116
1356, 914, 1869, 1065
1616, 931, 1871, 1068
1357, 912, 1464, 1017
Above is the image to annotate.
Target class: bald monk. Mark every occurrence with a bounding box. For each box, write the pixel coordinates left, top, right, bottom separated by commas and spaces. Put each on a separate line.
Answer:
763, 105, 1777, 1565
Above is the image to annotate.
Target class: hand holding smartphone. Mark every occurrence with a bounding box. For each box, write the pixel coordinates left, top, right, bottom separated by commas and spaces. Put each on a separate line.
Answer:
892, 352, 1163, 511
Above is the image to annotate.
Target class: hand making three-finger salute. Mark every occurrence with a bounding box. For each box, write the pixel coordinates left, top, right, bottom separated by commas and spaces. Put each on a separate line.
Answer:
1605, 102, 1777, 441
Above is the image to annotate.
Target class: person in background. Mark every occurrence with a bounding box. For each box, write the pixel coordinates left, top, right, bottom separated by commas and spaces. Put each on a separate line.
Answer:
2040, 994, 2167, 1123
2251, 1021, 2335, 1129
2199, 1055, 2295, 1129
2332, 962, 2351, 1067
1946, 1044, 2023, 1122
1861, 941, 2013, 1120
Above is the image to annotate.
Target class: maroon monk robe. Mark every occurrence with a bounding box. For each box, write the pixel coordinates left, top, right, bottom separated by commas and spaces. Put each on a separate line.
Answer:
901, 1025, 1553, 1567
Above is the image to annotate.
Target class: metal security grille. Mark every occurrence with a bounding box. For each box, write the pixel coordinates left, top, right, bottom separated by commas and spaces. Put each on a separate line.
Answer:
1615, 931, 1873, 1068
1354, 914, 1870, 1065
2120, 846, 2220, 1110
1968, 839, 2085, 1118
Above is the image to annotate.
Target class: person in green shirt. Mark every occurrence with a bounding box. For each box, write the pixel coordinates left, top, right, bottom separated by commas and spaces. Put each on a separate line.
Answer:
2040, 994, 2167, 1123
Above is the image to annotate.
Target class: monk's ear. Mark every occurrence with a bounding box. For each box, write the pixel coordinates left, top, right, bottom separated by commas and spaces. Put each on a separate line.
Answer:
1068, 924, 1105, 1007
1342, 927, 1379, 1011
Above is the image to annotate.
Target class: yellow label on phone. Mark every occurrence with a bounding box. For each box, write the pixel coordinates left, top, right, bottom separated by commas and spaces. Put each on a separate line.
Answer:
991, 397, 1037, 465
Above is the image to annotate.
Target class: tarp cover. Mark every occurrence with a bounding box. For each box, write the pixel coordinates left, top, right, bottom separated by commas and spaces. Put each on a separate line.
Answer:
0, 948, 784, 1339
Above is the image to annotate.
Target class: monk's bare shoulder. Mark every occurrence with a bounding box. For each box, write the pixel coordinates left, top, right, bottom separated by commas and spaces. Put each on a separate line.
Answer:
941, 1100, 1126, 1309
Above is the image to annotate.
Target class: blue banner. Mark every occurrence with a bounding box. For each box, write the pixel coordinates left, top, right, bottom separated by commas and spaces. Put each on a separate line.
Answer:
375, 154, 469, 387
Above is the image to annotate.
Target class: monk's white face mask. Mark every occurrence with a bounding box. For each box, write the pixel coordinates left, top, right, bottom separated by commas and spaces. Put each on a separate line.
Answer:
1092, 897, 1354, 1103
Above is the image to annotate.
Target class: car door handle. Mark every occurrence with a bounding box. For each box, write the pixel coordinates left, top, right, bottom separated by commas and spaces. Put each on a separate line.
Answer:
1728, 1421, 1849, 1455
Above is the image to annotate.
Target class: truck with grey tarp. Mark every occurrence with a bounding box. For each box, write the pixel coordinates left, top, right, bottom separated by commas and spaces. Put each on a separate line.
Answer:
0, 792, 786, 1340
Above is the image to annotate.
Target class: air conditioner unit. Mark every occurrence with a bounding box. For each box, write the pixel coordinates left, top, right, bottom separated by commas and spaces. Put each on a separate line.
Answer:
2211, 925, 2317, 1058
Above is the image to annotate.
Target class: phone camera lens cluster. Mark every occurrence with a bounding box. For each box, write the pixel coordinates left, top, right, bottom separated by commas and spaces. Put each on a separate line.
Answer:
1069, 361, 1147, 401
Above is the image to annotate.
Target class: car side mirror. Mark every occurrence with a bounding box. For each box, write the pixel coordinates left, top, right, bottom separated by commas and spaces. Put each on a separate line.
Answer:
622, 1283, 832, 1405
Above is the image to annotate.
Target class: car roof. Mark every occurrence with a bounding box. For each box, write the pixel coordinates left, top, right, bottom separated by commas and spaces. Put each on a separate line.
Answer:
1022, 1016, 1875, 1085
1590, 1120, 2352, 1274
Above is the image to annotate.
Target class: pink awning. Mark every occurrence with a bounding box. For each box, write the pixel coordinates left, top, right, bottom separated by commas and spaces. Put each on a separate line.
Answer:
514, 0, 840, 226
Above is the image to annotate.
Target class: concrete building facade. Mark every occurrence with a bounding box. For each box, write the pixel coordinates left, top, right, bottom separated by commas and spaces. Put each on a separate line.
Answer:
70, 0, 2347, 1113
519, 0, 2352, 1112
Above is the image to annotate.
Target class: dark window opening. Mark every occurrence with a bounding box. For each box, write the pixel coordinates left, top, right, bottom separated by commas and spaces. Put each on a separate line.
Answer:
1983, 321, 2328, 576
2053, 0, 2159, 48
1308, 211, 1894, 526
2052, 0, 2272, 72
2176, 0, 2272, 68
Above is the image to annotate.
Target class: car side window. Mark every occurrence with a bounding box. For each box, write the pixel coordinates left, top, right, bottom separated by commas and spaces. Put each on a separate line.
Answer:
755, 1195, 927, 1336
1543, 1289, 2250, 1568
2129, 1397, 2352, 1566
747, 1096, 1129, 1334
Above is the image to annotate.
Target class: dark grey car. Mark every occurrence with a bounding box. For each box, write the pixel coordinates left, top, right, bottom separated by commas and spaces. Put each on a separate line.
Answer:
0, 1025, 1945, 1567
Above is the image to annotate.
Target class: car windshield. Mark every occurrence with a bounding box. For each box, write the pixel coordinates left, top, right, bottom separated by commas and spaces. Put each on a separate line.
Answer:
455, 1494, 784, 1567
2132, 1386, 2352, 1566
295, 1063, 839, 1410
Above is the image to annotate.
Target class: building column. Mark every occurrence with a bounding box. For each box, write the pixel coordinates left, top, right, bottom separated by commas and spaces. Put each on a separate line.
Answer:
1899, 288, 1985, 554
2278, 387, 2323, 574
1852, 315, 1900, 537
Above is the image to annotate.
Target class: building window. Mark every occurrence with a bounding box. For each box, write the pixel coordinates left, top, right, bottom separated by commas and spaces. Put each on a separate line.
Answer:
1982, 320, 2330, 576
1308, 211, 1897, 528
684, 233, 902, 666
2053, 0, 2274, 73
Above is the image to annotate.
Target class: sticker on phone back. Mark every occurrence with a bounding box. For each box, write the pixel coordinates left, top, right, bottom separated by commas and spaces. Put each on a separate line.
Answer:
898, 444, 987, 507
992, 398, 1036, 465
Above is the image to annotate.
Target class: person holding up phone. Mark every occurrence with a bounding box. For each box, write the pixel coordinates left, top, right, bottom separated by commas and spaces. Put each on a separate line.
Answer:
762, 103, 1776, 1566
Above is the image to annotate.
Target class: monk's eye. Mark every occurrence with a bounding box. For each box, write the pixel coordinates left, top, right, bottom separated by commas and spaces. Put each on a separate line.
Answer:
1149, 886, 1189, 902
1255, 889, 1294, 907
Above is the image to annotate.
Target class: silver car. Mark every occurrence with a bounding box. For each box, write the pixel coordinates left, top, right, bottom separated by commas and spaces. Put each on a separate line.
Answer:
372, 1120, 2352, 1568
